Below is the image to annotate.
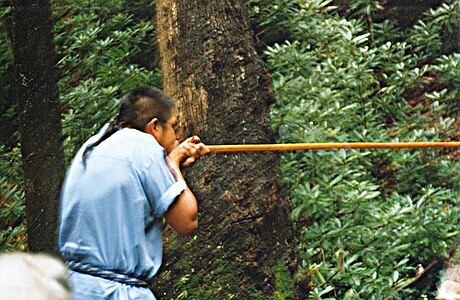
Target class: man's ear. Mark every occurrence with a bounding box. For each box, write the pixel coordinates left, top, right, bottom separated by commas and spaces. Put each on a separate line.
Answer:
145, 118, 160, 134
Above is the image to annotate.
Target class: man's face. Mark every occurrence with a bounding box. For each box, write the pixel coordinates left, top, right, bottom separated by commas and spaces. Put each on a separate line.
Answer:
149, 113, 179, 154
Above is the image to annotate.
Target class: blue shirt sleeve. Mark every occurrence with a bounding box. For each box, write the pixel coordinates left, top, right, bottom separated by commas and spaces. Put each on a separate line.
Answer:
136, 143, 186, 218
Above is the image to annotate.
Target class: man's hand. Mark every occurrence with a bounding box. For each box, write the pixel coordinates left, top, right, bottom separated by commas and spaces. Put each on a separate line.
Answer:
169, 136, 209, 168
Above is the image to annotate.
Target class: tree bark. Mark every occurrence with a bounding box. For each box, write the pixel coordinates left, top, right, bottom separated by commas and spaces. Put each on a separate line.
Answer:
155, 0, 305, 298
8, 0, 65, 253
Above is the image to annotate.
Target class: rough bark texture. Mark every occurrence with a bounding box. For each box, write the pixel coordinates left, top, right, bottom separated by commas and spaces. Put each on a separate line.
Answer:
8, 0, 65, 253
155, 1, 304, 299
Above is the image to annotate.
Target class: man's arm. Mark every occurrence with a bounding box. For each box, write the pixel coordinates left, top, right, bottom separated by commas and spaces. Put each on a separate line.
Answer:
164, 136, 208, 236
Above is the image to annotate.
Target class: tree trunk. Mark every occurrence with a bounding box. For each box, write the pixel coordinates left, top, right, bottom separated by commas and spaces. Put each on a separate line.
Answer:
155, 0, 305, 298
8, 0, 65, 253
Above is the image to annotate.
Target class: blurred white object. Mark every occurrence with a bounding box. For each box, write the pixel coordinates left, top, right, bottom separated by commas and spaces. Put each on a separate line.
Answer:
0, 252, 72, 300
437, 266, 460, 300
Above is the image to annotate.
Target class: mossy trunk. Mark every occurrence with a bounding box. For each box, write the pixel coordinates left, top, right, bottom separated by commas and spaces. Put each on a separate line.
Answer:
155, 0, 305, 299
8, 0, 65, 253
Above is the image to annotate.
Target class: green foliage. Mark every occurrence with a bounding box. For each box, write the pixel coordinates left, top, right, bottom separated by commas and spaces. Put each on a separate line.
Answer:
346, 0, 384, 20
260, 0, 460, 298
0, 3, 25, 252
53, 0, 161, 159
408, 1, 460, 62
0, 146, 26, 252
0, 4, 10, 77
271, 260, 295, 300
0, 3, 16, 147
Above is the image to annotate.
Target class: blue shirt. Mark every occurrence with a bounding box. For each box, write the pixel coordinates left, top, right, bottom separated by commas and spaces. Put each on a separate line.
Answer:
59, 125, 186, 299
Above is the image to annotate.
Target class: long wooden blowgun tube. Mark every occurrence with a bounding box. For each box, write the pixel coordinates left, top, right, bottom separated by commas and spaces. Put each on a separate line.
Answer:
207, 142, 460, 153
